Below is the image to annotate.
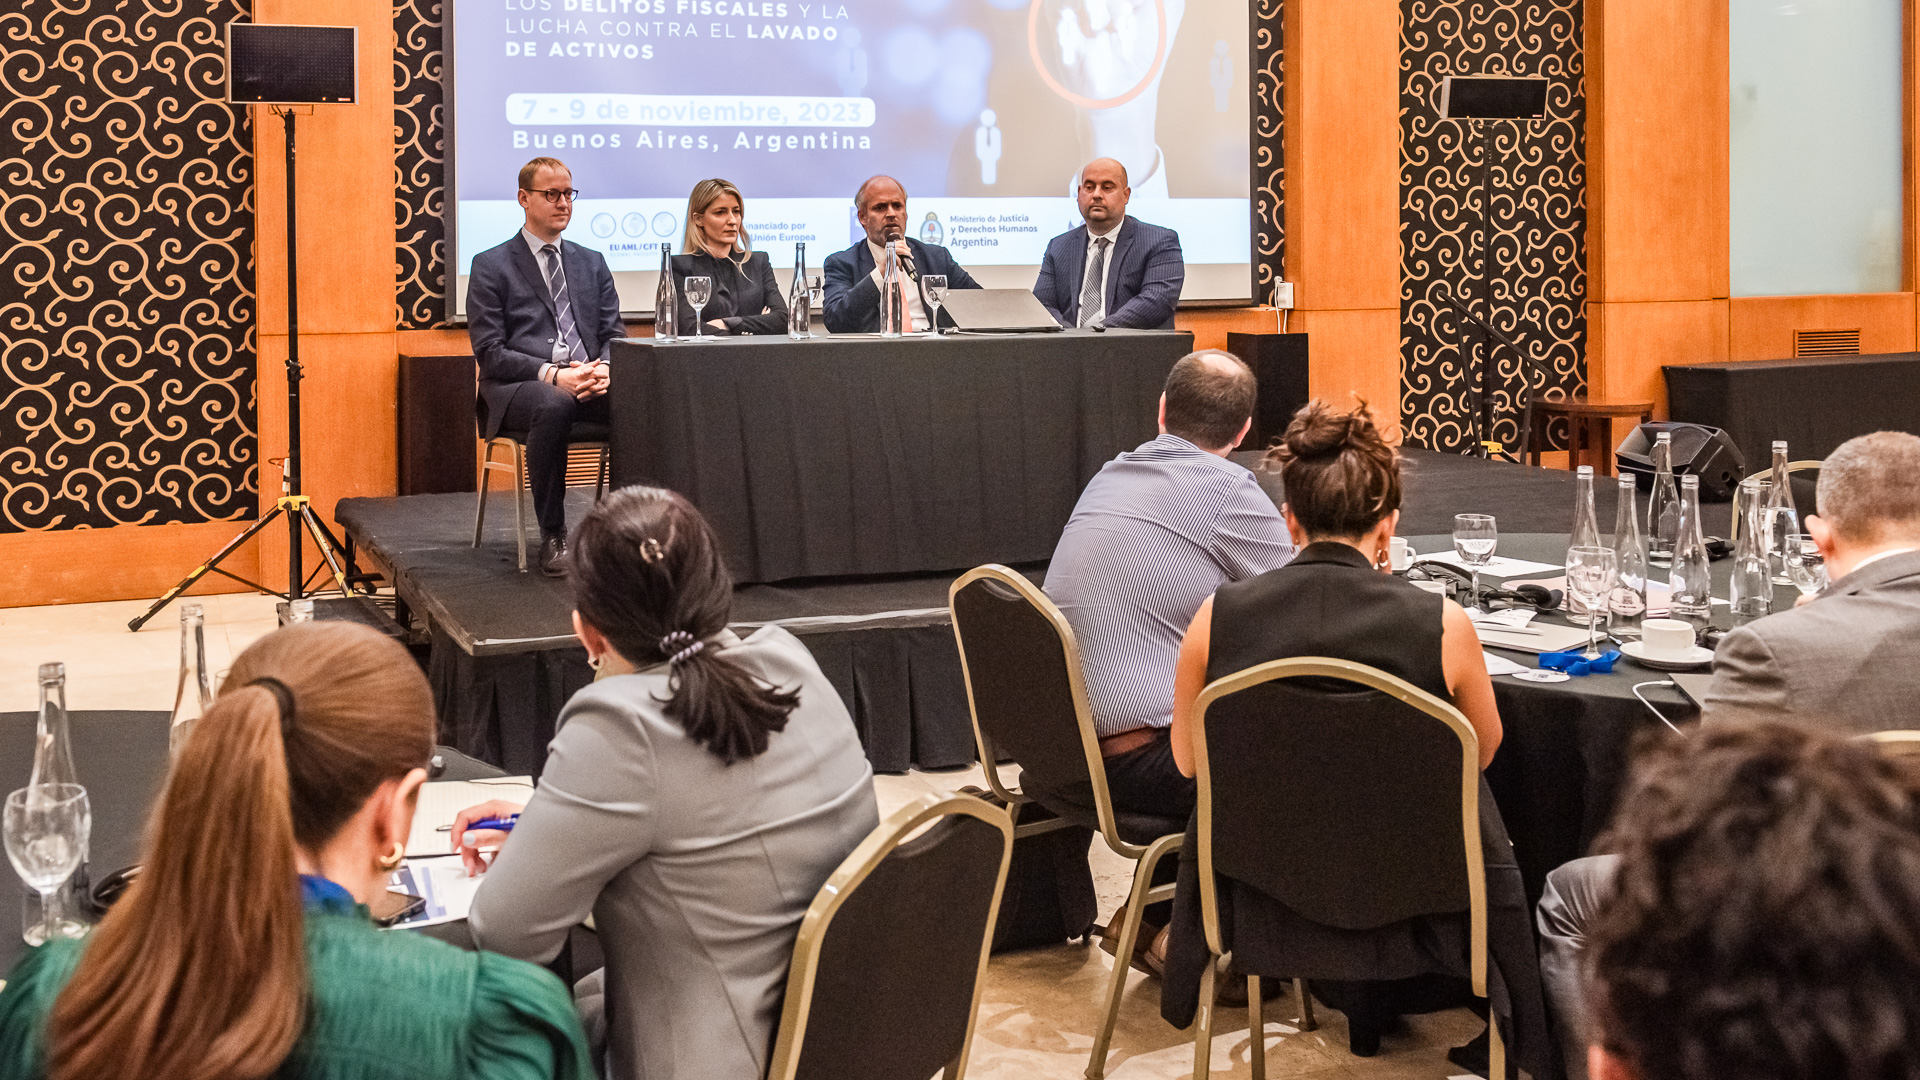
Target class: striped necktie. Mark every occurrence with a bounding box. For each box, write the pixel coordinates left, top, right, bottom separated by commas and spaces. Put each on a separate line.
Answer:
1077, 235, 1110, 328
541, 244, 588, 365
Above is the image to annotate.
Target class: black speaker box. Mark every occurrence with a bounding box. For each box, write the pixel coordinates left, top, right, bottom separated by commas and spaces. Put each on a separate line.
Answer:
226, 23, 357, 105
1616, 422, 1747, 501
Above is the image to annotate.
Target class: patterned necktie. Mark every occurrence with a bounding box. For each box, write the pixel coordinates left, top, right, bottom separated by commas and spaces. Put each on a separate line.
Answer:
1078, 235, 1110, 328
541, 244, 588, 365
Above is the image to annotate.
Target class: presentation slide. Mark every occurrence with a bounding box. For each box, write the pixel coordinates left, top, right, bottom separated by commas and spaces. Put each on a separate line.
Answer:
448, 0, 1251, 318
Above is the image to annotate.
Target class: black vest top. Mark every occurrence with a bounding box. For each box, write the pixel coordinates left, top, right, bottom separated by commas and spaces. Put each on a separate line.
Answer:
1206, 541, 1449, 699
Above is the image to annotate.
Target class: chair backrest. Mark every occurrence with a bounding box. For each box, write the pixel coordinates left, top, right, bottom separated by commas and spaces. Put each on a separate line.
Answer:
765, 792, 1014, 1080
1191, 657, 1489, 992
948, 565, 1118, 837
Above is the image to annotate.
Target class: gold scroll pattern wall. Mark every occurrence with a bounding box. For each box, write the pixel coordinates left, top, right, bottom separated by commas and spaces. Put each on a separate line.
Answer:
0, 0, 257, 532
1399, 0, 1586, 455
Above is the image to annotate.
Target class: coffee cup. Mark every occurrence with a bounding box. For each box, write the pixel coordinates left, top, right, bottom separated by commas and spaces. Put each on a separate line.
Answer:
1389, 536, 1411, 572
1410, 579, 1447, 597
1640, 619, 1697, 659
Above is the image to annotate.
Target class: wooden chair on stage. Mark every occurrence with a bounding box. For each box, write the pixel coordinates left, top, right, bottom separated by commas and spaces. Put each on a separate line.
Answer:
471, 423, 610, 572
1527, 395, 1653, 475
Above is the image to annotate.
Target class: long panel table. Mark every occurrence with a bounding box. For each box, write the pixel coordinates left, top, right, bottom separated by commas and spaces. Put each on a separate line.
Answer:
608, 329, 1192, 584
1664, 351, 1920, 471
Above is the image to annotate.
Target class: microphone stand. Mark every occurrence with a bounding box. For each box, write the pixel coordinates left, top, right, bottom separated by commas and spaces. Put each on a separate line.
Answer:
1434, 281, 1555, 465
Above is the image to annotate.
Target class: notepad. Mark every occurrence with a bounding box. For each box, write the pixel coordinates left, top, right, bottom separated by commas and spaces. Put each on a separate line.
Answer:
389, 856, 486, 927
407, 777, 535, 857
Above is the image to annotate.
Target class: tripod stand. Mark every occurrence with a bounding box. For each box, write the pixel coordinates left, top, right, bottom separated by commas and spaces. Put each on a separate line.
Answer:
1435, 280, 1554, 466
130, 107, 362, 632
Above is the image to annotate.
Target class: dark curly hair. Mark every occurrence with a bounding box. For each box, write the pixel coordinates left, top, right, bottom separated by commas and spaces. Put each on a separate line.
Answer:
1588, 724, 1920, 1080
1262, 399, 1401, 538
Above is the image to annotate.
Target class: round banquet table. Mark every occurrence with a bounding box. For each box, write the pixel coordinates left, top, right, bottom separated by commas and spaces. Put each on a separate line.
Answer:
1403, 532, 1802, 901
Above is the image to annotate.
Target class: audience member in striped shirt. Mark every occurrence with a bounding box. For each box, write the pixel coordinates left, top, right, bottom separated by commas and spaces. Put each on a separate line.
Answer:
1044, 350, 1295, 972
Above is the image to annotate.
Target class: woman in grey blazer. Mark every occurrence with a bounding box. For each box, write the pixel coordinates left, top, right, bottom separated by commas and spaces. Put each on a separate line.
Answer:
457, 487, 879, 1080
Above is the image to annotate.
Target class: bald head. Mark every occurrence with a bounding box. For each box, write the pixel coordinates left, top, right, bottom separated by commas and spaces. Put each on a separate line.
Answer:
854, 175, 908, 246
1161, 350, 1256, 452
1078, 158, 1131, 230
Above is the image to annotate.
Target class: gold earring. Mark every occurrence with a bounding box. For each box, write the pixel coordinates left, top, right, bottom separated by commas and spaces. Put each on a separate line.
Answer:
376, 842, 405, 872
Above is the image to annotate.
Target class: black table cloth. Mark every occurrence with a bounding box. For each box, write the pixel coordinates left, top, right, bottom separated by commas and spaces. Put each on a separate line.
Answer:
608, 329, 1192, 584
1665, 352, 1920, 474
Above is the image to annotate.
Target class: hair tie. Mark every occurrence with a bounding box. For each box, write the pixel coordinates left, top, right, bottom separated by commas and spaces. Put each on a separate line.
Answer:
638, 537, 666, 564
659, 630, 705, 666
250, 677, 296, 737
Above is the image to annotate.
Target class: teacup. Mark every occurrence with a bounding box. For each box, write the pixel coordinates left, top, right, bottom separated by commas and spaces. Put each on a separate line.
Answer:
1389, 536, 1411, 572
1640, 618, 1698, 659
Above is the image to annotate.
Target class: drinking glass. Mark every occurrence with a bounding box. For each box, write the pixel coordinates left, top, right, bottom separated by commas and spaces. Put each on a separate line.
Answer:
6, 784, 90, 945
1783, 533, 1827, 597
923, 275, 948, 334
683, 276, 714, 341
1566, 546, 1619, 658
1452, 514, 1498, 608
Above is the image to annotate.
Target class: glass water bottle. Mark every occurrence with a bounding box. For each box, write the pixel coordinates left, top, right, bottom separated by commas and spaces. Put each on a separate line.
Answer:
1647, 431, 1681, 567
1668, 474, 1714, 629
1609, 475, 1649, 636
654, 243, 677, 342
879, 241, 906, 338
1567, 466, 1602, 616
788, 242, 810, 339
28, 663, 88, 939
1762, 440, 1799, 584
1728, 477, 1774, 622
170, 604, 213, 761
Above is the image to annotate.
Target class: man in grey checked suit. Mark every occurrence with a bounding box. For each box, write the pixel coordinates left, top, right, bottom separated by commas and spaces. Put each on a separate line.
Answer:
466, 157, 626, 575
1032, 158, 1185, 330
1534, 430, 1920, 1080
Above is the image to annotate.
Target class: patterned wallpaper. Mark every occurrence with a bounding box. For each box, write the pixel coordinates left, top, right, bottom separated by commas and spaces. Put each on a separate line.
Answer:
1399, 0, 1586, 454
0, 0, 256, 532
392, 3, 1287, 327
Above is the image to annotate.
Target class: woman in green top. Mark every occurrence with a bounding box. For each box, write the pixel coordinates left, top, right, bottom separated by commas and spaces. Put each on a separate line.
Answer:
0, 622, 591, 1080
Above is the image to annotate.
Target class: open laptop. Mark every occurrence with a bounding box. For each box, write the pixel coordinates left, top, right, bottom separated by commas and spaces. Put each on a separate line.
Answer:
940, 289, 1065, 333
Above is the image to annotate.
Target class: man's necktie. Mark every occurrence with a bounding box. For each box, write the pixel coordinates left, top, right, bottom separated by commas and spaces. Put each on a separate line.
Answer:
896, 268, 917, 331
1077, 236, 1110, 328
541, 244, 588, 365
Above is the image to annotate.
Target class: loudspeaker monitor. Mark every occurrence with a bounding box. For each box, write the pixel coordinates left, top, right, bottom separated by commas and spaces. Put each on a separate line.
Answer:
1616, 422, 1747, 501
226, 23, 357, 105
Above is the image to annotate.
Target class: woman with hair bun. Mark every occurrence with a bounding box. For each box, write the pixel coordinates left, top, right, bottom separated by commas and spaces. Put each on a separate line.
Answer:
455, 486, 879, 1080
0, 622, 591, 1080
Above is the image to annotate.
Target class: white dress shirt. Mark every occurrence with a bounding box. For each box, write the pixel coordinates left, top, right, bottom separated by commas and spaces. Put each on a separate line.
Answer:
866, 239, 930, 331
1078, 214, 1126, 327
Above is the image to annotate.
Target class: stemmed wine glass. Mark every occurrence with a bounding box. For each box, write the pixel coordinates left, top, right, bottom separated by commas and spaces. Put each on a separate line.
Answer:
6, 784, 90, 945
923, 274, 949, 335
1452, 514, 1498, 608
1565, 546, 1620, 658
1783, 533, 1827, 598
683, 276, 714, 341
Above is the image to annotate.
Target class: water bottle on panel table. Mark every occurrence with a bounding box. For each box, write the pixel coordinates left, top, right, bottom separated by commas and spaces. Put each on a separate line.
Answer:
788, 242, 809, 340
654, 243, 677, 342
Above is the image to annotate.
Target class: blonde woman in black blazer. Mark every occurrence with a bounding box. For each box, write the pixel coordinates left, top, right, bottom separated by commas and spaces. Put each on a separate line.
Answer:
671, 177, 789, 335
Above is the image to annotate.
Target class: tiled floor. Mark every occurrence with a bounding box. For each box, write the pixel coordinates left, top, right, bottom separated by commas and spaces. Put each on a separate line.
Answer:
0, 590, 1484, 1079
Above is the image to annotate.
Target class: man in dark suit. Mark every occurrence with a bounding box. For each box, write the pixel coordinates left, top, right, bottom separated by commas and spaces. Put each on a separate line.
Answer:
823, 175, 979, 334
466, 157, 625, 575
1033, 158, 1184, 330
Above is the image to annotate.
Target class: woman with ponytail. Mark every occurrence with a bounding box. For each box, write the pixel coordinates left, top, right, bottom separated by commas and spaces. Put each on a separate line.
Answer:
0, 622, 590, 1080
455, 486, 879, 1080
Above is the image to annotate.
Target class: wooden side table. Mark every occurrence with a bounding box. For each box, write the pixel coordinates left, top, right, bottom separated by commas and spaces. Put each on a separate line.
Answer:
1529, 396, 1654, 475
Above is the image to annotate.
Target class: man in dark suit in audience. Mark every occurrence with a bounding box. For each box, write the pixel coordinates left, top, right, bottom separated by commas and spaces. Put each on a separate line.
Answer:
1033, 158, 1185, 330
823, 175, 979, 333
466, 157, 626, 575
1703, 429, 1920, 731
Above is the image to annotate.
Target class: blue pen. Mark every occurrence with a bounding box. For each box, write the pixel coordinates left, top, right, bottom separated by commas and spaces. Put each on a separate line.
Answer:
462, 815, 519, 834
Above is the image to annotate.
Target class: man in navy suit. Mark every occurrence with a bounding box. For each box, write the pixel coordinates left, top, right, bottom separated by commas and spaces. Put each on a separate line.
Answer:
466, 157, 626, 575
823, 175, 980, 334
1033, 158, 1184, 331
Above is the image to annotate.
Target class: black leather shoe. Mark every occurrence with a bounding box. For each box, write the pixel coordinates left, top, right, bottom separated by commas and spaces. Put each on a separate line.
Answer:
538, 533, 568, 577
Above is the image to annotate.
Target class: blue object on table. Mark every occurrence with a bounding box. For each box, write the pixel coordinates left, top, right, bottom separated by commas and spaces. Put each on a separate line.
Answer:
1538, 649, 1620, 677
464, 814, 519, 833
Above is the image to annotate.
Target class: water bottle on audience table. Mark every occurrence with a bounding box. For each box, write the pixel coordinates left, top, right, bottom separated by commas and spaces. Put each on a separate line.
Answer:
24, 663, 89, 941
1609, 475, 1649, 637
1668, 474, 1714, 630
1728, 476, 1774, 623
787, 242, 809, 340
1566, 466, 1602, 616
170, 604, 213, 761
654, 243, 677, 342
1452, 513, 1498, 608
1648, 431, 1680, 567
879, 240, 906, 338
1762, 440, 1799, 584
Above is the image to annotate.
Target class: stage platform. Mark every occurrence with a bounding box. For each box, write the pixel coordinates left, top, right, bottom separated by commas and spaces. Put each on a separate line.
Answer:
336, 448, 1662, 777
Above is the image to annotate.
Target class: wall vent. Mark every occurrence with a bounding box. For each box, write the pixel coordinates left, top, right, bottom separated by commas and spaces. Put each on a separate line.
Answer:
1793, 328, 1861, 357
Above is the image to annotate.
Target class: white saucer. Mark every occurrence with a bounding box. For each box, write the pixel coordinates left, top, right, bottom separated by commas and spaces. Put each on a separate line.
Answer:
1620, 641, 1714, 671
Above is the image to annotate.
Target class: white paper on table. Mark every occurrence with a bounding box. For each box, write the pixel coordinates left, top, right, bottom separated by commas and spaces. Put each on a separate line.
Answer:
1482, 652, 1532, 676
1467, 608, 1537, 628
389, 855, 486, 927
1475, 622, 1595, 654
1412, 553, 1563, 578
408, 777, 535, 857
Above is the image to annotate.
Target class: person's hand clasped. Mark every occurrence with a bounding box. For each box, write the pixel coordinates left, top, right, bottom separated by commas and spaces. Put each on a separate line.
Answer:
451, 798, 527, 877
555, 362, 608, 401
